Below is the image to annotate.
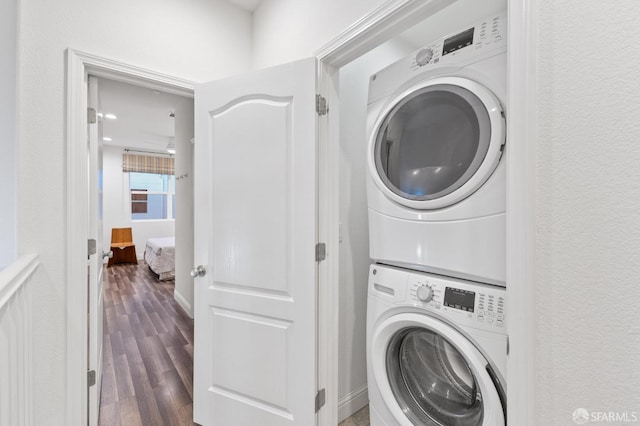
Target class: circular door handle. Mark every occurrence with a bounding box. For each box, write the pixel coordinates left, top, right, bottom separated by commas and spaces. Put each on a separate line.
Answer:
190, 265, 206, 278
103, 250, 114, 259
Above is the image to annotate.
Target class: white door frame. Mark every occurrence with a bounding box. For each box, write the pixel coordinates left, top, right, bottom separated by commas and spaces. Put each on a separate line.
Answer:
65, 0, 537, 424
65, 50, 195, 425
314, 0, 537, 424
503, 0, 538, 422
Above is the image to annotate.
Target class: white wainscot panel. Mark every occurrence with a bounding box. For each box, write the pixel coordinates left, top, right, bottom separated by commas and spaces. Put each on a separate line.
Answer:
0, 254, 38, 426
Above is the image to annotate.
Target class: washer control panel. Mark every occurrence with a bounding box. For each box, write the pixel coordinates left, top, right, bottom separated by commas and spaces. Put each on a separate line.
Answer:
476, 291, 505, 327
408, 12, 506, 71
369, 265, 506, 333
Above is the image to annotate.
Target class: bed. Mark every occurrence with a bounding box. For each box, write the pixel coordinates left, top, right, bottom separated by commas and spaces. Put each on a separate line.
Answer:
144, 236, 175, 281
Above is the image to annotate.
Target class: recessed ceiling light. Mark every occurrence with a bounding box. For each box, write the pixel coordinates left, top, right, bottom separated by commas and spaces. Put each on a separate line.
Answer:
104, 113, 118, 120
103, 137, 112, 142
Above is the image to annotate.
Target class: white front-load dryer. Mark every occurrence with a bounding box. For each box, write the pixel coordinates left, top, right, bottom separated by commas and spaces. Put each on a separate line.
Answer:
367, 12, 507, 286
366, 264, 507, 426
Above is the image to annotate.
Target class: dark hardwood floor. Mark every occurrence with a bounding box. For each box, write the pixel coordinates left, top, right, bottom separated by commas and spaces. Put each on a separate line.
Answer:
99, 263, 195, 426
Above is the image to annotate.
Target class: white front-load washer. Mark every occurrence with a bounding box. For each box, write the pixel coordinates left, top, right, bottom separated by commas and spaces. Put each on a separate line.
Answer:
366, 264, 507, 426
367, 12, 507, 286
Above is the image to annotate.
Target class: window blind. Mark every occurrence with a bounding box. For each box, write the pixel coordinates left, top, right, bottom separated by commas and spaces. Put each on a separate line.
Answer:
122, 154, 174, 175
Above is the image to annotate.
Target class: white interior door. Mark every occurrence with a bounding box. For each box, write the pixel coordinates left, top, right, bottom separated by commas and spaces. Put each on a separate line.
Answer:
193, 58, 319, 426
87, 75, 104, 426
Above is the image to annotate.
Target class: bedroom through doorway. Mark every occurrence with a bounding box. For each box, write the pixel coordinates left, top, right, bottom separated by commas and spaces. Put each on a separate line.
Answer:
95, 76, 195, 424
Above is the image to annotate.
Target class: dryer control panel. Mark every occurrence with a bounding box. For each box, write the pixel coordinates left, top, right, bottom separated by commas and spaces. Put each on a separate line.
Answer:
368, 11, 507, 108
371, 264, 506, 334
405, 12, 507, 71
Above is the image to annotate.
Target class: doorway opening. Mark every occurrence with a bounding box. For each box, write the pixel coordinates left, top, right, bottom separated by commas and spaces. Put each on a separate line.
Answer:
90, 75, 195, 424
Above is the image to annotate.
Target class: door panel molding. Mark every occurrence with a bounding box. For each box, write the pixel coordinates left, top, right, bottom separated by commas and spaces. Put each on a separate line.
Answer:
210, 94, 293, 118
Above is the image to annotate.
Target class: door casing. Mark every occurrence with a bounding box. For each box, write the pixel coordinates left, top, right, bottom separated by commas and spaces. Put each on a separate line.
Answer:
65, 0, 537, 424
65, 52, 195, 426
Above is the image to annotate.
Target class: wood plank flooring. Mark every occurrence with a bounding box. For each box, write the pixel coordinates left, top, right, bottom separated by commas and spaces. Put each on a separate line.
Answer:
99, 263, 195, 426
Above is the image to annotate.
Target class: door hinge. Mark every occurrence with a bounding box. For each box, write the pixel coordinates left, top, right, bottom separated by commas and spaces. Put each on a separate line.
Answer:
506, 335, 510, 356
88, 239, 97, 257
315, 388, 326, 412
316, 94, 328, 116
315, 243, 326, 262
88, 107, 97, 124
87, 370, 96, 387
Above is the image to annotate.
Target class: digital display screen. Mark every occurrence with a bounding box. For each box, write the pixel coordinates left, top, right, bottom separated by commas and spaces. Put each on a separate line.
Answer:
443, 28, 475, 55
444, 287, 475, 312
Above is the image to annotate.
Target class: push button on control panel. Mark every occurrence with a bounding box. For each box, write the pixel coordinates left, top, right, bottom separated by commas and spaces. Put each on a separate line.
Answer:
475, 292, 505, 328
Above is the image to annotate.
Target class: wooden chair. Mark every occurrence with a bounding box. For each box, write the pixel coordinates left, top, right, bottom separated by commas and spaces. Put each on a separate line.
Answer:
107, 227, 138, 266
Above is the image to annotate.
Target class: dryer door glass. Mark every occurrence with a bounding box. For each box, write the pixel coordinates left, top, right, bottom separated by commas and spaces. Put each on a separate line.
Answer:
375, 84, 491, 202
386, 327, 484, 425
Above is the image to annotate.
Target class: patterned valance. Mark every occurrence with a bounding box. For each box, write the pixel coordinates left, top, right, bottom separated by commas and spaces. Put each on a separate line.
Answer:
122, 154, 174, 175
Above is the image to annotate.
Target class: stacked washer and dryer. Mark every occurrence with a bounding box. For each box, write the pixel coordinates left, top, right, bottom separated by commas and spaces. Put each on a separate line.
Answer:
365, 12, 508, 426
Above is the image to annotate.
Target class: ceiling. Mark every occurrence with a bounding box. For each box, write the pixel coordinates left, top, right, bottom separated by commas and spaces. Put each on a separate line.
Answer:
224, 0, 263, 12
98, 78, 190, 153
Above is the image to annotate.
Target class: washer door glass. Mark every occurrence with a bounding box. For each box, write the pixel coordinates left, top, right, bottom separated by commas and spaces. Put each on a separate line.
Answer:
375, 84, 492, 202
386, 327, 484, 425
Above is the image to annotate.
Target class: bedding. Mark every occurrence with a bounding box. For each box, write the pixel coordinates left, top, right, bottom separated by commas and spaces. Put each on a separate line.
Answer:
144, 236, 175, 281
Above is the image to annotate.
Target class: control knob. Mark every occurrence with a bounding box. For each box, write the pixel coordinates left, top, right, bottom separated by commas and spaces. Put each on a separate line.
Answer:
416, 285, 434, 302
415, 48, 434, 66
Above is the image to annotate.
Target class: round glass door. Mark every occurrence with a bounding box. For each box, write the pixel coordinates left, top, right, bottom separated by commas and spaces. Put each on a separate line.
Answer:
371, 78, 504, 209
386, 327, 484, 426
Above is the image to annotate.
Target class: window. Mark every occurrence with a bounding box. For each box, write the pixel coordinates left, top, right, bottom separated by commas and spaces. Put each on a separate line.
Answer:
129, 172, 175, 220
131, 189, 148, 214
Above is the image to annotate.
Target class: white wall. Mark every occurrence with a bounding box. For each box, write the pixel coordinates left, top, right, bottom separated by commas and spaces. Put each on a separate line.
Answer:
173, 99, 195, 318
535, 1, 640, 422
337, 39, 415, 420
16, 0, 251, 422
252, 0, 387, 69
102, 145, 176, 260
0, 0, 17, 269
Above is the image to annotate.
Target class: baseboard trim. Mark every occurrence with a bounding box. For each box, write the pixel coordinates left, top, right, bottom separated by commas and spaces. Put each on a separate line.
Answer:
338, 384, 369, 422
173, 289, 194, 319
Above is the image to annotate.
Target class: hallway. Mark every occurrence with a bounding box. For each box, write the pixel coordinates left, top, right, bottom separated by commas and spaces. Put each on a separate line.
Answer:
99, 263, 194, 425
